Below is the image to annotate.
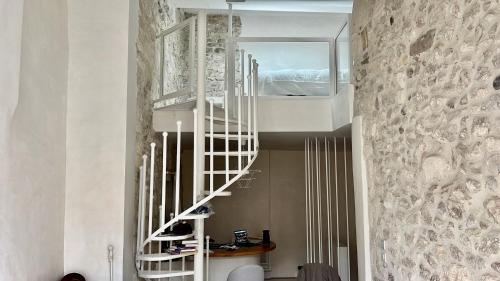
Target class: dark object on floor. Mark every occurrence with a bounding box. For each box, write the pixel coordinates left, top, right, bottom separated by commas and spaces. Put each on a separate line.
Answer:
296, 263, 341, 281
61, 273, 85, 281
166, 221, 193, 235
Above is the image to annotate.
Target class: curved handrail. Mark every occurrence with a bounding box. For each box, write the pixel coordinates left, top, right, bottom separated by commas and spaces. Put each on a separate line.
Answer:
142, 149, 259, 247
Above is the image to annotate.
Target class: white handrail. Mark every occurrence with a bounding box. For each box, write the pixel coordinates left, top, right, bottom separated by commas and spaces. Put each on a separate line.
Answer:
143, 152, 259, 246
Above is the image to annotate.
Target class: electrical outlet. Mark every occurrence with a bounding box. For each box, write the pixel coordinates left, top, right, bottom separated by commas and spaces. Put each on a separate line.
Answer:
381, 240, 387, 268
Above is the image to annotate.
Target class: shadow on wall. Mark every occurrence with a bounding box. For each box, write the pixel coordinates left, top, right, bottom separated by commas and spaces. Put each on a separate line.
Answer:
180, 142, 357, 280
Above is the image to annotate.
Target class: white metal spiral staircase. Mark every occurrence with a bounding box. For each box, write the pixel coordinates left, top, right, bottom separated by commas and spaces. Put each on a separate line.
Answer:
136, 8, 259, 281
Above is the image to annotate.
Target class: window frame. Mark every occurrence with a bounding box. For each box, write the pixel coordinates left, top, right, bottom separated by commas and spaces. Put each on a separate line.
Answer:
234, 36, 336, 98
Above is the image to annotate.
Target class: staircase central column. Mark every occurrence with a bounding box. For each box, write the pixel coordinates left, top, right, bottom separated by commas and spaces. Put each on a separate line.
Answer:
194, 10, 207, 281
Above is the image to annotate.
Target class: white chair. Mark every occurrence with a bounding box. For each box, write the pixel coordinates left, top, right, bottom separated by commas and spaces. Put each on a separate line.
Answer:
227, 265, 264, 281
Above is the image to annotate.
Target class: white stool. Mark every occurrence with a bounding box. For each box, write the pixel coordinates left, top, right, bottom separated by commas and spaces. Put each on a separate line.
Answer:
227, 265, 264, 281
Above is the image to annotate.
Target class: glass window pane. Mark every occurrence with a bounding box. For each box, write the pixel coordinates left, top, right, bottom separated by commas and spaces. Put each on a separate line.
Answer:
160, 24, 192, 97
239, 42, 330, 97
336, 23, 350, 95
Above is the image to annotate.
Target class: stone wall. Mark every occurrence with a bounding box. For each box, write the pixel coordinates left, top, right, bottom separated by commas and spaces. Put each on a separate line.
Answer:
206, 15, 242, 101
136, 0, 181, 238
352, 0, 500, 280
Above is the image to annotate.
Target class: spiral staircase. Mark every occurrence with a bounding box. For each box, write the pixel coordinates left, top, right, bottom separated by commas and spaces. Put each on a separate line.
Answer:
135, 9, 260, 281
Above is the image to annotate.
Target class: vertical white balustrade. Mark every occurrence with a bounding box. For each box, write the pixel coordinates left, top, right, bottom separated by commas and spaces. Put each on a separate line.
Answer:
325, 138, 333, 267
315, 138, 322, 263
194, 11, 207, 281
161, 132, 168, 226
252, 60, 258, 153
238, 84, 242, 172
210, 100, 214, 194
310, 139, 315, 263
224, 90, 229, 183
169, 212, 174, 272
247, 54, 252, 163
148, 143, 156, 238
305, 140, 310, 263
182, 256, 186, 281
136, 165, 144, 269
148, 143, 156, 270
193, 109, 198, 204
158, 205, 162, 270
175, 121, 182, 216
206, 235, 210, 281
334, 138, 340, 272
140, 155, 147, 270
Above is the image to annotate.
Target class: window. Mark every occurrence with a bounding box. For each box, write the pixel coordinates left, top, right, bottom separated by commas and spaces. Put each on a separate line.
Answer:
238, 40, 331, 97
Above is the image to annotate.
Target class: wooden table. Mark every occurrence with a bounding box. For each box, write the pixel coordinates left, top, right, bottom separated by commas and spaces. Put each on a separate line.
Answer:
207, 242, 276, 281
210, 241, 276, 257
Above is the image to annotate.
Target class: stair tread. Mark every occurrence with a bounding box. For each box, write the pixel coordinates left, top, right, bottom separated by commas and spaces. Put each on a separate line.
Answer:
205, 151, 256, 156
137, 251, 196, 261
204, 190, 232, 196
154, 96, 224, 112
138, 270, 195, 278
203, 170, 249, 175
205, 133, 251, 139
152, 232, 195, 241
183, 212, 213, 219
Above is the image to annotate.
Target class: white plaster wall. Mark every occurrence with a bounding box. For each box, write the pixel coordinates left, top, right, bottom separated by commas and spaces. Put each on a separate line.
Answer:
153, 97, 336, 133
65, 0, 137, 279
0, 0, 68, 279
123, 0, 140, 279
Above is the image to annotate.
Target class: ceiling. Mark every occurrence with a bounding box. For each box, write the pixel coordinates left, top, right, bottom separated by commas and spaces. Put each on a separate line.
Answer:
172, 0, 353, 14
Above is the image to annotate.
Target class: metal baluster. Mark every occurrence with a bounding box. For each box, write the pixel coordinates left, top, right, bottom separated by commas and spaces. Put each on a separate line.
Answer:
175, 122, 182, 216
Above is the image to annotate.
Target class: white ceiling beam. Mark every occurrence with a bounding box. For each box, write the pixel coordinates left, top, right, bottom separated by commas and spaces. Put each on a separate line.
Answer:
172, 0, 353, 14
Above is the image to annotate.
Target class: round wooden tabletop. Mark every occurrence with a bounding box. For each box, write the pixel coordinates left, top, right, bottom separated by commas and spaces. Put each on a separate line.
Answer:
209, 241, 276, 258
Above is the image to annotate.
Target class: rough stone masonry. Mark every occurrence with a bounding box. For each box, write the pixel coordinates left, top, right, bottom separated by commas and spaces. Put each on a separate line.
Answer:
352, 0, 500, 280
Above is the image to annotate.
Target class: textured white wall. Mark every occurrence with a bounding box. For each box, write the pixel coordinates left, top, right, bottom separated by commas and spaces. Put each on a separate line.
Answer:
352, 0, 500, 280
65, 0, 137, 279
0, 0, 68, 279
